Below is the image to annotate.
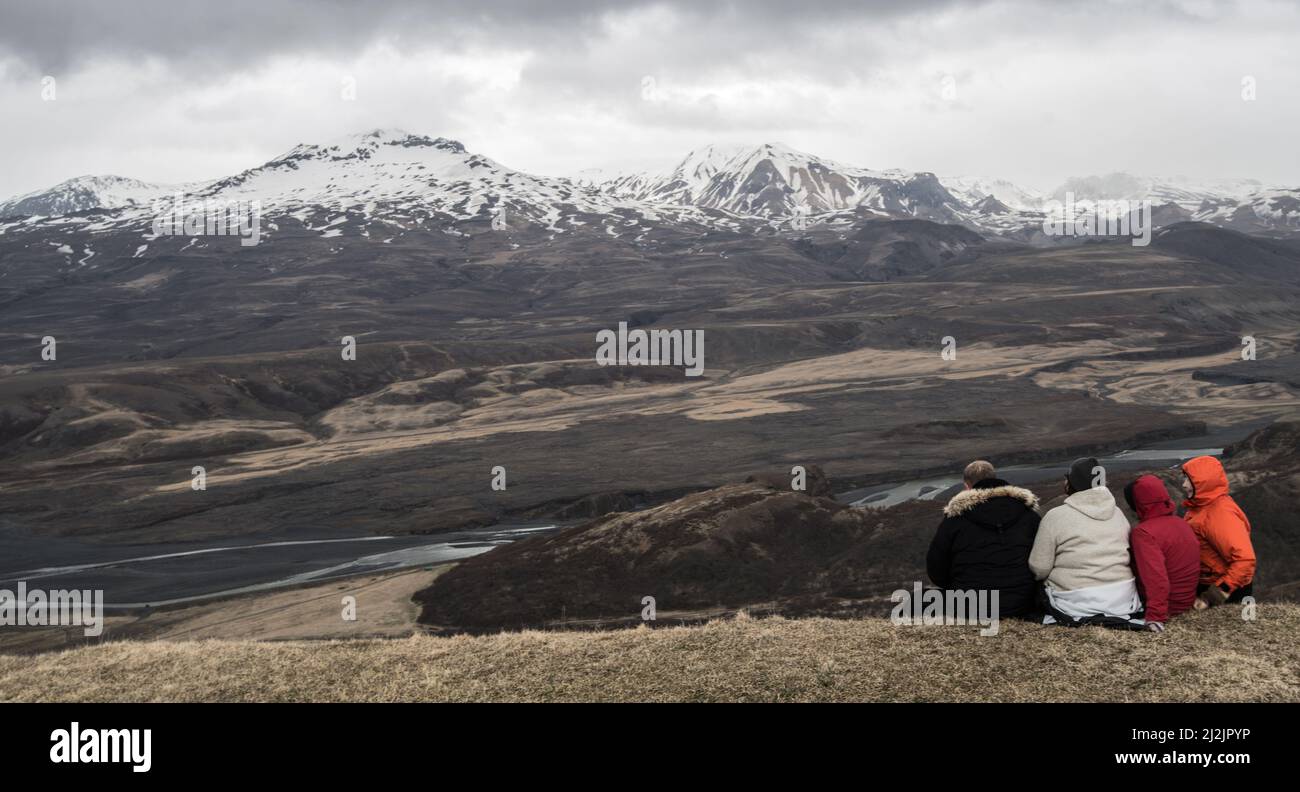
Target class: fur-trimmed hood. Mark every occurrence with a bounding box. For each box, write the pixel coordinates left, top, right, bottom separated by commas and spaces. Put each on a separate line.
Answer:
943, 483, 1039, 518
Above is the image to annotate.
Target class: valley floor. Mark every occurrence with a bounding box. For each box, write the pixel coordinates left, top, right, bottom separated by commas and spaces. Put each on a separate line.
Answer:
0, 567, 442, 655
2, 604, 1295, 703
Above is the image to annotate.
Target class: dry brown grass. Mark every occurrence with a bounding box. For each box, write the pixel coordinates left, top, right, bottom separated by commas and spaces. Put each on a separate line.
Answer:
1, 604, 1296, 703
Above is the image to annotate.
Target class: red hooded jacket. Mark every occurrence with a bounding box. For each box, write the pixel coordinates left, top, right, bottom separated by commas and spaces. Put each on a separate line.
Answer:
1127, 475, 1200, 624
1182, 456, 1256, 593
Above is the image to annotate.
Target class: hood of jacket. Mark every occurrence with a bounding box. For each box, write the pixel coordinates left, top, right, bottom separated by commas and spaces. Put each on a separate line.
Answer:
1129, 474, 1176, 521
942, 478, 1039, 528
1182, 455, 1229, 508
1064, 486, 1118, 522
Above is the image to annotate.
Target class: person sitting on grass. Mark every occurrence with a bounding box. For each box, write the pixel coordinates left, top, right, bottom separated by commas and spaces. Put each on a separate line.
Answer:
926, 460, 1041, 619
1180, 455, 1256, 610
1124, 474, 1200, 633
1030, 458, 1143, 627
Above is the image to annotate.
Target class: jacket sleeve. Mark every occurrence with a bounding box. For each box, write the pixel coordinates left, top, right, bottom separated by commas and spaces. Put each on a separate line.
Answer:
1028, 518, 1056, 582
1131, 527, 1170, 623
926, 520, 955, 588
1204, 507, 1257, 593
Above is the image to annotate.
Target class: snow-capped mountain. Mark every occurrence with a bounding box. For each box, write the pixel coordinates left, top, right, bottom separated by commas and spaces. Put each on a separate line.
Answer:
203, 130, 545, 214
940, 175, 1044, 211
1194, 187, 1300, 234
603, 142, 967, 222
1038, 173, 1300, 235
183, 128, 706, 230
0, 175, 193, 218
2, 132, 1296, 243
0, 130, 732, 243
1049, 173, 1266, 209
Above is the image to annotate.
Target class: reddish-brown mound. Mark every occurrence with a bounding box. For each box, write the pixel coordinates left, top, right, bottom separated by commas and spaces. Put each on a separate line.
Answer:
416, 465, 979, 632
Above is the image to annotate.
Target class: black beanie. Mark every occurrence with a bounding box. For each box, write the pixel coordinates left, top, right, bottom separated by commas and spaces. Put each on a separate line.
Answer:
1067, 457, 1102, 493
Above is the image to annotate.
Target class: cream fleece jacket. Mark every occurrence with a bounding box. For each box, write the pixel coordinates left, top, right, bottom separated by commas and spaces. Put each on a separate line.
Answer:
1029, 487, 1134, 592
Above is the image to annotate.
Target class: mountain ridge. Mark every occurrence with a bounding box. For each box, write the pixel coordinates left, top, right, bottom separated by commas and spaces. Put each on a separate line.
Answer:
3, 131, 1298, 239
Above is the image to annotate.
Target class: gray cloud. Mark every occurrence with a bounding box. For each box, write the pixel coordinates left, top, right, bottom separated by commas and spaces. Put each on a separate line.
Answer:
0, 0, 973, 75
0, 0, 1297, 199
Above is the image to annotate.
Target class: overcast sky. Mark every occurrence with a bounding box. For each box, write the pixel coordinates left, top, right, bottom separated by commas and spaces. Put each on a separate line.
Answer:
1, 0, 1297, 199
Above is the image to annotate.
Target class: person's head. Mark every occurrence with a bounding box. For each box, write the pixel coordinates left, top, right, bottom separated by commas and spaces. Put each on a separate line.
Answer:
1122, 479, 1138, 512
1126, 474, 1176, 521
1066, 457, 1102, 495
962, 459, 995, 490
1182, 455, 1228, 505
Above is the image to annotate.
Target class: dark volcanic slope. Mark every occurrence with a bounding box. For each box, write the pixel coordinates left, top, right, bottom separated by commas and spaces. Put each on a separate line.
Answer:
0, 216, 968, 368
1152, 222, 1300, 282
415, 466, 950, 632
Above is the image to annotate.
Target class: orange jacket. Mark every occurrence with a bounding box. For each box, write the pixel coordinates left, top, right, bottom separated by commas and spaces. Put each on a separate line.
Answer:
1181, 456, 1256, 593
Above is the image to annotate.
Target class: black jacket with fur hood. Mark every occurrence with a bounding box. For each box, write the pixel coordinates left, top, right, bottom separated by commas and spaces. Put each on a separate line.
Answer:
926, 477, 1041, 617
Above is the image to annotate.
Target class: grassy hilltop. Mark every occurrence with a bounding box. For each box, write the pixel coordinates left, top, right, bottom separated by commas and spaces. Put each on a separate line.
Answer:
2, 604, 1296, 703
